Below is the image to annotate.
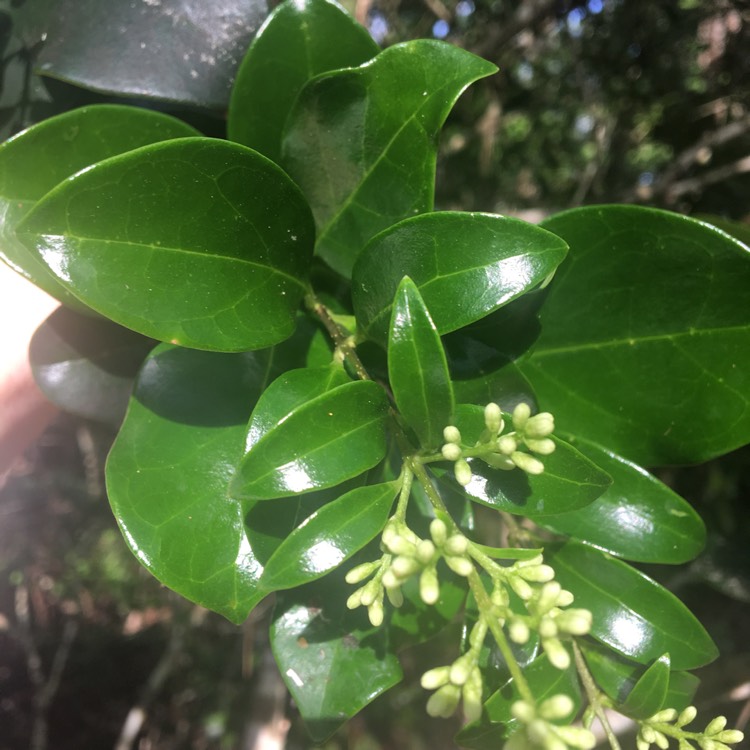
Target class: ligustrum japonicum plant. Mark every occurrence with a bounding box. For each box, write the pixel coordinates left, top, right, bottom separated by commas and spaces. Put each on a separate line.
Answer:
1, 0, 749, 746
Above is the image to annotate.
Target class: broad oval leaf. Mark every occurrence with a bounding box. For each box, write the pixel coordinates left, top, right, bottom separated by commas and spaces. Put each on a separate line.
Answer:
546, 540, 718, 670
434, 404, 611, 517
523, 205, 750, 465
271, 560, 403, 742
17, 137, 315, 351
282, 41, 497, 277
29, 306, 154, 426
620, 653, 670, 720
353, 212, 568, 344
534, 437, 705, 564
261, 481, 398, 590
389, 276, 454, 449
0, 104, 199, 308
232, 380, 389, 499
228, 0, 378, 162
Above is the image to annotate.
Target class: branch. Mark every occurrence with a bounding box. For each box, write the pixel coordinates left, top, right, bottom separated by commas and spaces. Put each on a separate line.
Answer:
664, 154, 750, 201
473, 0, 558, 59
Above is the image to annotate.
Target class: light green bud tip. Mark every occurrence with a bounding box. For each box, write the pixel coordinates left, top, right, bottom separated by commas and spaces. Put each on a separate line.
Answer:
525, 437, 556, 455
445, 555, 474, 577
454, 459, 472, 486
443, 425, 461, 444
430, 518, 448, 546
484, 402, 504, 433
416, 539, 436, 565
539, 693, 574, 721
497, 435, 518, 455
420, 567, 440, 605
426, 684, 461, 718
677, 706, 698, 727
705, 717, 728, 736
421, 666, 450, 690
518, 563, 555, 583
368, 600, 384, 627
444, 533, 468, 556
345, 561, 377, 584
512, 402, 531, 429
556, 726, 597, 750
543, 638, 571, 670
441, 442, 462, 461
556, 608, 593, 636
511, 700, 535, 724
526, 412, 555, 438
511, 451, 545, 475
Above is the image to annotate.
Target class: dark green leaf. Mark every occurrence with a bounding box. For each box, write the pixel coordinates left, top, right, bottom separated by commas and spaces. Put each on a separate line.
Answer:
228, 0, 378, 162
0, 104, 199, 308
388, 276, 454, 449
534, 437, 705, 564
283, 43, 497, 277
434, 404, 611, 517
271, 561, 403, 741
36, 0, 269, 109
522, 205, 750, 465
17, 137, 315, 351
232, 380, 389, 499
620, 653, 670, 720
695, 215, 750, 247
546, 540, 718, 670
29, 306, 154, 426
353, 212, 567, 343
261, 481, 399, 589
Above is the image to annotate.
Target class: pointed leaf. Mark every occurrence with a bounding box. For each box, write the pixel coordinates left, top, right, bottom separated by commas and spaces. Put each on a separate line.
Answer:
29, 306, 154, 426
534, 437, 705, 564
271, 561, 403, 741
16, 137, 315, 351
620, 653, 670, 720
0, 105, 199, 308
353, 212, 567, 343
261, 481, 399, 589
388, 276, 454, 449
522, 205, 750, 465
228, 0, 378, 161
546, 540, 718, 670
282, 42, 497, 277
232, 380, 389, 499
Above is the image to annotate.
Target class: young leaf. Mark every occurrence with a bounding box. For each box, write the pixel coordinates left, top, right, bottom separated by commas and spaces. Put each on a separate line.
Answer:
29, 306, 154, 426
546, 540, 719, 670
0, 105, 199, 309
232, 380, 389, 499
17, 137, 315, 352
353, 212, 568, 344
271, 560, 403, 742
260, 481, 399, 590
388, 276, 454, 449
228, 0, 378, 162
523, 205, 750, 465
534, 436, 705, 564
282, 42, 497, 277
620, 653, 671, 720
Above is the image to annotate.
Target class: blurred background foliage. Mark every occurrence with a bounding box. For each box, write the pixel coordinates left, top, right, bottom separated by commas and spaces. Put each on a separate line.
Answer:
1, 0, 749, 748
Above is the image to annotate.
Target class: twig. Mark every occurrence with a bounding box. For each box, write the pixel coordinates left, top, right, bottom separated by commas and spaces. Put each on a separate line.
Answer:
664, 154, 750, 201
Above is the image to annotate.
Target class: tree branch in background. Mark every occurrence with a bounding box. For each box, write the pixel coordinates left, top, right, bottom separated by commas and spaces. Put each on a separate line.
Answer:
666, 154, 750, 202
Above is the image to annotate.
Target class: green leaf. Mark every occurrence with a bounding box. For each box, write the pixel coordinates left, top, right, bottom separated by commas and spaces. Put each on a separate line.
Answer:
353, 212, 568, 343
522, 205, 750, 465
546, 540, 718, 670
36, 0, 269, 109
0, 104, 199, 308
283, 43, 497, 277
695, 215, 750, 247
260, 481, 399, 590
29, 306, 154, 426
620, 653, 670, 720
271, 560, 403, 741
434, 404, 611, 517
232, 380, 389, 499
17, 137, 315, 352
456, 653, 580, 748
388, 276, 454, 449
534, 437, 705, 564
228, 0, 378, 162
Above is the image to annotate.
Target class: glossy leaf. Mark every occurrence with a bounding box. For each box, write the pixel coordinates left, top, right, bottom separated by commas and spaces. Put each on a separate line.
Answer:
0, 105, 199, 308
17, 137, 315, 351
522, 205, 750, 465
36, 0, 268, 109
228, 0, 378, 162
271, 560, 403, 741
29, 306, 154, 426
260, 481, 399, 590
232, 380, 389, 499
434, 404, 611, 517
534, 437, 705, 564
282, 43, 497, 277
353, 212, 568, 344
620, 653, 670, 720
546, 540, 718, 670
696, 215, 750, 247
388, 276, 454, 449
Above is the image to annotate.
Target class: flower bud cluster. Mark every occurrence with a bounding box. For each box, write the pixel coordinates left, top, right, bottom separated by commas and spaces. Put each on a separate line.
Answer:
637, 707, 745, 750
505, 695, 596, 750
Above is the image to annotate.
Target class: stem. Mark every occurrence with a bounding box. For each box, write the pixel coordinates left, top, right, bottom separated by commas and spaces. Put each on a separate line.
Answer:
409, 457, 449, 516
394, 464, 414, 521
572, 641, 622, 750
304, 292, 370, 381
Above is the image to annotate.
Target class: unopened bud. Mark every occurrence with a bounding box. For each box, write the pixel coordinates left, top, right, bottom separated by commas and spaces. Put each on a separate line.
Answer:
556, 726, 596, 749
462, 667, 483, 723
391, 555, 420, 579
421, 666, 450, 690
677, 706, 697, 727
556, 608, 593, 635
556, 589, 575, 607
449, 654, 473, 686
360, 579, 380, 607
482, 453, 515, 470
441, 443, 462, 461
382, 525, 415, 556
538, 617, 558, 639
543, 638, 571, 669
512, 402, 531, 428
385, 585, 404, 608
491, 586, 509, 607
539, 694, 574, 721
525, 412, 555, 437
518, 563, 555, 582
420, 567, 440, 605
706, 718, 728, 736
715, 731, 745, 745
525, 437, 556, 455
346, 588, 363, 609
443, 425, 461, 444
497, 435, 518, 455
511, 451, 545, 475
368, 599, 384, 627
416, 539, 436, 565
484, 402, 504, 434
426, 684, 460, 718
430, 518, 448, 546
536, 581, 562, 611
345, 561, 378, 584
509, 575, 534, 601
444, 534, 468, 556
509, 620, 530, 644
650, 709, 678, 724
445, 555, 474, 577
511, 700, 535, 724
653, 730, 669, 750
454, 459, 472, 486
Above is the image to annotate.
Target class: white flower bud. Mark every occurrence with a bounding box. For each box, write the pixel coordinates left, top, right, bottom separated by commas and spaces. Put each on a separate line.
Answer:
543, 638, 570, 669
556, 589, 575, 607
511, 451, 545, 475
426, 684, 460, 718
482, 453, 516, 470
525, 437, 556, 455
536, 580, 562, 611
497, 435, 518, 455
443, 425, 461, 444
462, 667, 483, 723
509, 620, 530, 644
360, 579, 380, 607
444, 534, 468, 556
420, 566, 440, 605
642, 726, 657, 744
706, 717, 728, 736
555, 726, 596, 749
538, 617, 558, 639
445, 555, 474, 577
421, 666, 451, 690
491, 586, 509, 607
509, 575, 534, 601
454, 459, 472, 486
528, 719, 551, 746
512, 402, 531, 429
346, 588, 363, 609
650, 709, 678, 724
345, 561, 378, 584
539, 693, 574, 721
677, 706, 697, 727
416, 539, 436, 565
545, 734, 570, 750
381, 569, 399, 589
385, 585, 404, 608
441, 443, 462, 461
391, 555, 420, 579
518, 563, 555, 582
449, 653, 473, 686
556, 608, 593, 635
517, 554, 545, 568
525, 411, 555, 437
511, 700, 535, 724
715, 731, 745, 745
484, 402, 504, 434
653, 730, 669, 750
637, 737, 651, 750
382, 525, 416, 556
429, 518, 448, 546
368, 599, 384, 627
